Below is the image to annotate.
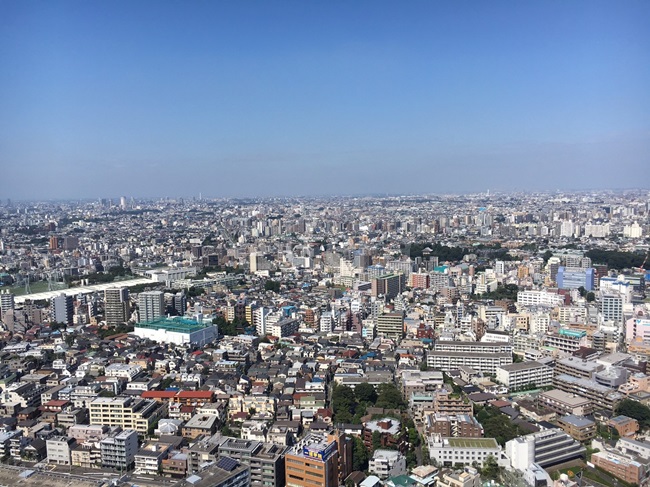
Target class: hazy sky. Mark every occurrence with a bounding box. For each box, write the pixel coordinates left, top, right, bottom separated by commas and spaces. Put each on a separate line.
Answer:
1, 1, 649, 200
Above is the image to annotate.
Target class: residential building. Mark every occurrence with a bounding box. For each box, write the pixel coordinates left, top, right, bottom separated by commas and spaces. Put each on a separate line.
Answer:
138, 291, 165, 323
89, 396, 167, 434
538, 390, 593, 416
217, 437, 287, 487
557, 415, 596, 442
496, 361, 553, 390
46, 436, 75, 465
52, 293, 74, 326
100, 428, 138, 470
184, 456, 251, 487
591, 451, 647, 485
368, 449, 407, 480
104, 287, 129, 326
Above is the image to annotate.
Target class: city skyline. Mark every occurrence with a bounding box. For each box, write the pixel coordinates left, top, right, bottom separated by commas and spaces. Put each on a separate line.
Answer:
1, 1, 649, 199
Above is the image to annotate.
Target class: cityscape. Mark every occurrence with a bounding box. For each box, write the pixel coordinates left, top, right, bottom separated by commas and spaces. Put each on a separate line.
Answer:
2, 1, 650, 487
0, 190, 648, 487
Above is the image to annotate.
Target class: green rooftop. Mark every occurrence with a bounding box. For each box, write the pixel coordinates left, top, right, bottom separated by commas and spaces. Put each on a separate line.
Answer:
447, 438, 499, 449
135, 316, 212, 333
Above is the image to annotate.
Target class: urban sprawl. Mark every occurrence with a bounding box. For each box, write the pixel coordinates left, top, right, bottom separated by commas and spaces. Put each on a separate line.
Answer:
0, 190, 649, 487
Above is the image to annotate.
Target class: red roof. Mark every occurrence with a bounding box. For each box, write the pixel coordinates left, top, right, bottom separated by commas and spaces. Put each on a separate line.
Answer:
176, 390, 213, 398
142, 391, 177, 399
44, 400, 69, 407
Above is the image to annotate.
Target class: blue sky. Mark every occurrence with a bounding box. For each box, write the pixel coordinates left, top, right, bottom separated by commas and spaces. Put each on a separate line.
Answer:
1, 1, 649, 199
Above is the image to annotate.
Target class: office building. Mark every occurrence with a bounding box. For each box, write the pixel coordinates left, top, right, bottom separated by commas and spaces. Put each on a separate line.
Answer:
556, 267, 595, 291
506, 428, 585, 469
104, 287, 129, 326
427, 436, 501, 467
371, 273, 405, 300
376, 313, 405, 341
285, 433, 340, 487
52, 293, 74, 326
138, 291, 164, 323
133, 316, 218, 346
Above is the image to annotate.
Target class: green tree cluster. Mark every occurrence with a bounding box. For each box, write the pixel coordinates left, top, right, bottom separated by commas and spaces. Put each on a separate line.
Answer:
375, 383, 406, 410
617, 399, 650, 428
476, 406, 522, 446
586, 249, 648, 270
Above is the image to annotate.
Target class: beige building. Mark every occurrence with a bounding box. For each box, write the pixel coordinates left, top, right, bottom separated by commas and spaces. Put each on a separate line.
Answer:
89, 396, 167, 434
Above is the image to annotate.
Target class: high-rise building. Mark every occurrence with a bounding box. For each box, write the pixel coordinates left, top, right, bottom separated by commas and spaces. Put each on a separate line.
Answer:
52, 293, 74, 326
138, 291, 164, 323
376, 313, 405, 341
556, 267, 595, 291
284, 433, 340, 487
172, 292, 187, 316
104, 288, 129, 326
371, 274, 405, 300
0, 291, 15, 318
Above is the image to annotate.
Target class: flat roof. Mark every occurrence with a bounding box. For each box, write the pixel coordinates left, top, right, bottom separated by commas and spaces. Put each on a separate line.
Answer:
447, 438, 498, 449
135, 317, 213, 333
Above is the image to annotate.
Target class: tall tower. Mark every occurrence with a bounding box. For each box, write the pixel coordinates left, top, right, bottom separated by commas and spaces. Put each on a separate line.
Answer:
138, 291, 164, 323
0, 291, 15, 318
104, 287, 129, 326
52, 293, 74, 326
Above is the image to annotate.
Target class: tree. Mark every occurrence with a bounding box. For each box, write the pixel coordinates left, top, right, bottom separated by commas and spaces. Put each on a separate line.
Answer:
355, 383, 378, 404
332, 385, 357, 424
376, 383, 405, 410
586, 292, 595, 302
352, 436, 369, 471
617, 399, 650, 428
371, 430, 382, 451
481, 455, 501, 480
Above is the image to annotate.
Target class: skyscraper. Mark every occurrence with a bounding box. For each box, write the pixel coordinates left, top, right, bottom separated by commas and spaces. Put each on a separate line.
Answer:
104, 288, 129, 326
138, 291, 164, 323
52, 293, 74, 326
0, 291, 15, 318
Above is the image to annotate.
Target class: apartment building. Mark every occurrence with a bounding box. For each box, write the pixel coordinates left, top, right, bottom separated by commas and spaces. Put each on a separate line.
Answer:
89, 396, 167, 434
592, 451, 647, 485
555, 357, 603, 380
368, 449, 407, 480
217, 437, 287, 487
424, 413, 483, 438
552, 374, 623, 412
495, 361, 553, 390
557, 415, 597, 441
436, 468, 481, 487
100, 428, 138, 470
46, 436, 76, 465
187, 456, 251, 487
538, 390, 593, 416
427, 351, 512, 374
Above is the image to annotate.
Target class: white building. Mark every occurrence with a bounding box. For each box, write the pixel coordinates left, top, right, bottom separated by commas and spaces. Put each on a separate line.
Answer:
506, 428, 585, 469
46, 436, 75, 465
132, 317, 217, 346
368, 449, 407, 480
496, 361, 553, 390
100, 428, 139, 470
428, 435, 504, 467
105, 363, 143, 382
138, 291, 164, 323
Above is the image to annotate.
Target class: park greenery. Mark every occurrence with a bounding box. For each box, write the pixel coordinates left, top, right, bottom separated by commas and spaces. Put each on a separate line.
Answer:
331, 383, 405, 424
616, 399, 650, 428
